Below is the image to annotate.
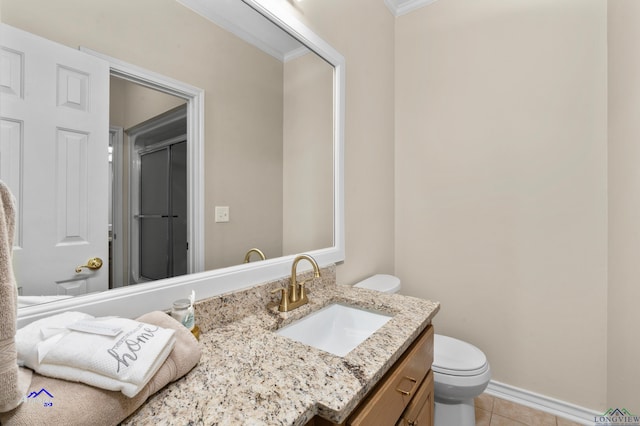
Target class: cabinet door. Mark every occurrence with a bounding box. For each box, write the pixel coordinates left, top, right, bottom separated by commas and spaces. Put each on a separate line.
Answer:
348, 326, 434, 426
397, 370, 434, 426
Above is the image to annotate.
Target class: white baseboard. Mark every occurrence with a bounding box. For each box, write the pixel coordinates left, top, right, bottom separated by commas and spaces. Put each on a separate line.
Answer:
485, 380, 600, 425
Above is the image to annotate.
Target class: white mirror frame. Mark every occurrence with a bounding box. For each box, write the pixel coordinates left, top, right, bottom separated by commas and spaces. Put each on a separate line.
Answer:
16, 0, 345, 327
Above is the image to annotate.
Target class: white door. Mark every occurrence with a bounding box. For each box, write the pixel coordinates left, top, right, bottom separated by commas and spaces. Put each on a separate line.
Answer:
0, 24, 110, 297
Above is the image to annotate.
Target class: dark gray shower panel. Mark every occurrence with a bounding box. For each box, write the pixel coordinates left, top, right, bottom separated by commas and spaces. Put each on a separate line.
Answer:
139, 140, 188, 280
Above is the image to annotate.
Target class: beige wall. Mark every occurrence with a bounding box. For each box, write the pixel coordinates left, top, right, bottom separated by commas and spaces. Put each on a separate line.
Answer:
608, 0, 640, 411
396, 0, 608, 410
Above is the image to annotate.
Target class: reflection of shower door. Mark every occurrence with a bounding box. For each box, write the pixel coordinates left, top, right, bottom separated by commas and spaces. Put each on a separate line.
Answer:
139, 141, 187, 280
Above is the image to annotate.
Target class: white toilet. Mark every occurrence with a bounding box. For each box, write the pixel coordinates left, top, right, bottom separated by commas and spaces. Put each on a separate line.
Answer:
354, 274, 491, 426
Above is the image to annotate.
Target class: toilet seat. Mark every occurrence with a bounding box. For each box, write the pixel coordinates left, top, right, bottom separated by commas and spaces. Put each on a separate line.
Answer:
433, 334, 489, 377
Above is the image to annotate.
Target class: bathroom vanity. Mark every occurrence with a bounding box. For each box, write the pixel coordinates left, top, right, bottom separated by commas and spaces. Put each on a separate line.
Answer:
311, 325, 434, 426
122, 266, 439, 426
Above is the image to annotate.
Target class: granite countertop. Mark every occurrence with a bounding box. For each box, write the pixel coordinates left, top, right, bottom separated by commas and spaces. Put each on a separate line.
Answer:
123, 267, 440, 425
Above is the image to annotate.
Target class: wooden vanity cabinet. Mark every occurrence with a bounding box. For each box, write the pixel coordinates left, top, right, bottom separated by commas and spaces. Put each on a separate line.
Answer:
310, 325, 434, 426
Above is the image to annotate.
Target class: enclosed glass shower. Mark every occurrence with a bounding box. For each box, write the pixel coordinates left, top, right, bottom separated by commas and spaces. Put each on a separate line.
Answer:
138, 140, 188, 280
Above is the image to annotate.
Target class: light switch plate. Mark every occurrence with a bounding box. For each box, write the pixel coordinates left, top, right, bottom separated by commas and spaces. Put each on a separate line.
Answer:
215, 206, 230, 223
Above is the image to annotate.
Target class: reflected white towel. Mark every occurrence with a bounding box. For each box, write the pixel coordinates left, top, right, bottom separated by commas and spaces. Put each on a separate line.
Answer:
16, 312, 175, 397
0, 179, 32, 413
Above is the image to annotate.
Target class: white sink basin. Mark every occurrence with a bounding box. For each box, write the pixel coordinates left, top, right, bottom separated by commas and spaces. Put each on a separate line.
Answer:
275, 303, 393, 357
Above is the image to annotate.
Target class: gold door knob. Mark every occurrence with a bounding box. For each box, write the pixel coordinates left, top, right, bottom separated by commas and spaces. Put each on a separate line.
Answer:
75, 257, 103, 273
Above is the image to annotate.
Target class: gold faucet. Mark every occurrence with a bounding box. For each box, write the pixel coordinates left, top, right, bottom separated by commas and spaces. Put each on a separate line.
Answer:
243, 248, 266, 263
271, 254, 321, 312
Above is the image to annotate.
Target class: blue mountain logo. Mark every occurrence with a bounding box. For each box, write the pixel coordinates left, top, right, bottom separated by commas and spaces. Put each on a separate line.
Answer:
27, 388, 53, 399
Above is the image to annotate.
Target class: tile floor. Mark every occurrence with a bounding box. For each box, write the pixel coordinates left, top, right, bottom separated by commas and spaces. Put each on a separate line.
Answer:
474, 393, 585, 426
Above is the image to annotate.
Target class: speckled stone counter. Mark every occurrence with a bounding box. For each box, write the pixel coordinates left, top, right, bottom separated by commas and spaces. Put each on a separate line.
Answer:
122, 266, 440, 425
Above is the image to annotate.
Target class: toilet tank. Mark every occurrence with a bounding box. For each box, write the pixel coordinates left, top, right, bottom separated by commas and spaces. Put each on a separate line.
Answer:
353, 274, 401, 294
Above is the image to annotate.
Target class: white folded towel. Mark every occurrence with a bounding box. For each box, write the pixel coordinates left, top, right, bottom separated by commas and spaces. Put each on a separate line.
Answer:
16, 312, 176, 397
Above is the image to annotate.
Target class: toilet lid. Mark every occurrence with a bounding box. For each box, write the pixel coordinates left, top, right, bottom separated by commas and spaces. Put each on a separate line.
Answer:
432, 334, 489, 377
353, 274, 400, 294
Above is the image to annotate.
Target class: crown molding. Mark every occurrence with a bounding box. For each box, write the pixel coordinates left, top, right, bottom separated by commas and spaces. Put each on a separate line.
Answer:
384, 0, 440, 17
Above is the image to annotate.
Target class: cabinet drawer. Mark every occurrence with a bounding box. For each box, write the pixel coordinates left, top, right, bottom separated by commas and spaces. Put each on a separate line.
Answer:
396, 370, 434, 426
348, 325, 434, 426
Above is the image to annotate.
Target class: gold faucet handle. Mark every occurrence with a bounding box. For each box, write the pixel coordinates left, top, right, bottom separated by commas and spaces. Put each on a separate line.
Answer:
271, 287, 289, 312
298, 280, 307, 300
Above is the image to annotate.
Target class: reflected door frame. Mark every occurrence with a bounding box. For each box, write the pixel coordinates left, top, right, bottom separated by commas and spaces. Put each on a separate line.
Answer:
109, 125, 124, 288
81, 47, 205, 285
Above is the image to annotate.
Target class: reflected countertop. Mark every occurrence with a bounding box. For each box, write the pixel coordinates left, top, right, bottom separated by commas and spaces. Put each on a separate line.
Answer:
122, 266, 440, 425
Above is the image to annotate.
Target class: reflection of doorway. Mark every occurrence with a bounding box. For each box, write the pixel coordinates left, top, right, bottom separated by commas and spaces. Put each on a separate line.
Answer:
109, 76, 187, 286
84, 47, 205, 288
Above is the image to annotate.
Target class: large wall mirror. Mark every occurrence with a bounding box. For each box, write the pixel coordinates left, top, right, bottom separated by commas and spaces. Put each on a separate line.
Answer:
0, 0, 345, 326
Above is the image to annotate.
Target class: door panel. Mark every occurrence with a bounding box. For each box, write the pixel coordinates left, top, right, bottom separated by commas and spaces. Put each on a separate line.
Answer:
0, 24, 110, 296
139, 148, 169, 280
56, 129, 91, 244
